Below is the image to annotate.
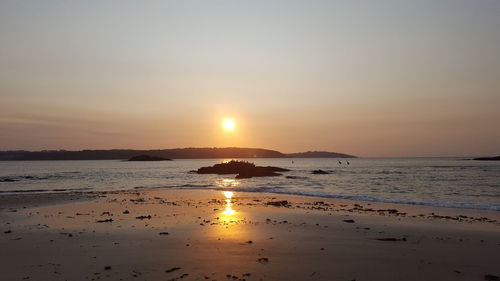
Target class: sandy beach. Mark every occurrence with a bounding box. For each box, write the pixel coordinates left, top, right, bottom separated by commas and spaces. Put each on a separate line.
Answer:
3, 0, 500, 280
1, 189, 499, 281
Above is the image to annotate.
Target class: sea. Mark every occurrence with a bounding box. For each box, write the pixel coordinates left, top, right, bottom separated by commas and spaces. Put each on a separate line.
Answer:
0, 158, 499, 211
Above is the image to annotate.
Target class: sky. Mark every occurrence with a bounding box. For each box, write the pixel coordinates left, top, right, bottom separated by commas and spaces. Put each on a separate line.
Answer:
0, 0, 499, 157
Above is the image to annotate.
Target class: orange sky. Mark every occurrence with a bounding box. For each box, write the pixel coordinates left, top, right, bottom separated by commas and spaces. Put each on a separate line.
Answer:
1, 1, 499, 157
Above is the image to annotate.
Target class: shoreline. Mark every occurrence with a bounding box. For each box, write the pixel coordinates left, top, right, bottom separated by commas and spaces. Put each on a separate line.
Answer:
1, 189, 499, 280
1, 187, 500, 217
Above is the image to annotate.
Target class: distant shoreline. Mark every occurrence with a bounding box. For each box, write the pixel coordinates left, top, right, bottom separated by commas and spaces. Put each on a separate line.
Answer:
0, 147, 356, 161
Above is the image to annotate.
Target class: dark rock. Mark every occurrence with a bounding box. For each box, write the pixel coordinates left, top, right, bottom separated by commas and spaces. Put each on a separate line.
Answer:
313, 201, 329, 206
104, 266, 111, 270
312, 169, 329, 174
266, 200, 291, 207
473, 156, 500, 161
128, 155, 171, 161
285, 175, 309, 180
236, 168, 282, 179
343, 219, 355, 223
96, 219, 114, 223
136, 215, 152, 220
0, 178, 17, 182
256, 257, 269, 264
159, 232, 169, 235
485, 275, 499, 281
196, 160, 290, 179
376, 237, 407, 242
165, 267, 181, 273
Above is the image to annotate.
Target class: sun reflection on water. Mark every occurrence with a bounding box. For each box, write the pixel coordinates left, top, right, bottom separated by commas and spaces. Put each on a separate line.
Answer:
216, 178, 240, 188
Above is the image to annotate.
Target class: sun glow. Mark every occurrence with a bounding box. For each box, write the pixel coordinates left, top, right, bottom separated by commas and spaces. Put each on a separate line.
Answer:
223, 119, 236, 131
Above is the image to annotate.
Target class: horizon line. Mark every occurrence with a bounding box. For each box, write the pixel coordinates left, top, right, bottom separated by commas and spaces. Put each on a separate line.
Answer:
0, 146, 495, 159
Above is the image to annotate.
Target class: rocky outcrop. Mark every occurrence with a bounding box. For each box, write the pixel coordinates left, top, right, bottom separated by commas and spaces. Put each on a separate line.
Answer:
472, 156, 500, 161
196, 160, 290, 179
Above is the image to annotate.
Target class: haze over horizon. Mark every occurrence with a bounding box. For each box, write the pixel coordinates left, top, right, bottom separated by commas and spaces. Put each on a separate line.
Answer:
1, 1, 499, 157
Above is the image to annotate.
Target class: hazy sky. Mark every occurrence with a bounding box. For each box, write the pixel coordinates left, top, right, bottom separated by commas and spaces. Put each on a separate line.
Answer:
1, 0, 499, 157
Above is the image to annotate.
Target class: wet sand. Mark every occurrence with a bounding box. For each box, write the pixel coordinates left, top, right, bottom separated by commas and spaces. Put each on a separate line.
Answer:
1, 189, 499, 281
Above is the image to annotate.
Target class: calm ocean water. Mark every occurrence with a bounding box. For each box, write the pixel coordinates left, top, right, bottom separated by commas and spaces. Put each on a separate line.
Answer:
0, 158, 499, 211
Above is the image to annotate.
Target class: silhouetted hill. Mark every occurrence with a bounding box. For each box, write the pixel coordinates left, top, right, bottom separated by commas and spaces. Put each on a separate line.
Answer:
0, 148, 284, 160
285, 151, 355, 158
0, 148, 355, 160
127, 155, 172, 161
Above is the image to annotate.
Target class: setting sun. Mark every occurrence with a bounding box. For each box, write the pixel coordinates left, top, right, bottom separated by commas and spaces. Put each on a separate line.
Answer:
223, 119, 236, 131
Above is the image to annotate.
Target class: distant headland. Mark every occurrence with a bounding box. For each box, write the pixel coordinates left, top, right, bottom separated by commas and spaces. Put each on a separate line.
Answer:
127, 155, 172, 161
0, 147, 356, 161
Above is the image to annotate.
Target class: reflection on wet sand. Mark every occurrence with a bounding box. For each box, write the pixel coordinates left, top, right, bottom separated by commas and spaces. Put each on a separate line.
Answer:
222, 191, 236, 216
221, 191, 236, 217
207, 190, 244, 240
216, 178, 239, 221
214, 179, 244, 236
